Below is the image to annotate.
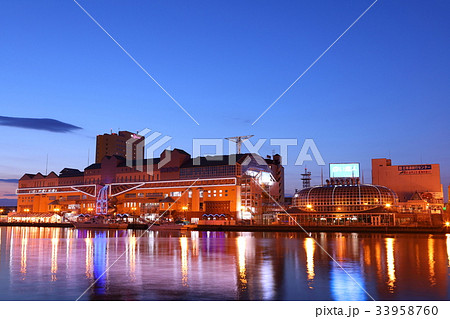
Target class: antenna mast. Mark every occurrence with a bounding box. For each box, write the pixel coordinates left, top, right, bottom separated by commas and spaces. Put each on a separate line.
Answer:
301, 168, 311, 189
225, 135, 254, 154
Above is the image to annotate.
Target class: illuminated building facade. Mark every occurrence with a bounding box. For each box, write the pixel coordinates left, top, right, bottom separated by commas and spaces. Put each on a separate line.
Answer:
293, 183, 398, 213
281, 180, 398, 226
372, 158, 444, 213
17, 147, 282, 224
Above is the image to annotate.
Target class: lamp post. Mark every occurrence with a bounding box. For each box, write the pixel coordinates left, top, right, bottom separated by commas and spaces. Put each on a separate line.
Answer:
182, 206, 188, 222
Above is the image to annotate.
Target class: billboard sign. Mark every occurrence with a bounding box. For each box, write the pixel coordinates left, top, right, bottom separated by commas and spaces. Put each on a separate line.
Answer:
330, 163, 360, 178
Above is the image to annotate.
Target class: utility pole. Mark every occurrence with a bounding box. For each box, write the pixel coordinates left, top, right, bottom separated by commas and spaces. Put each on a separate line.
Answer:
45, 154, 49, 175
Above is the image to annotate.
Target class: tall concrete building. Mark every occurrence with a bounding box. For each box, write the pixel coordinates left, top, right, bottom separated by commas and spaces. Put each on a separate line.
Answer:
95, 131, 144, 163
265, 154, 284, 204
372, 158, 444, 213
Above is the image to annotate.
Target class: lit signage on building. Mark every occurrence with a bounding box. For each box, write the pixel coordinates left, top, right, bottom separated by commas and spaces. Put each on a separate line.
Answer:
329, 163, 360, 178
398, 165, 432, 175
398, 165, 432, 171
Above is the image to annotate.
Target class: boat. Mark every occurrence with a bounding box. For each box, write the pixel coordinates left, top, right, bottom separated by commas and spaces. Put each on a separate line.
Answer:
72, 215, 128, 229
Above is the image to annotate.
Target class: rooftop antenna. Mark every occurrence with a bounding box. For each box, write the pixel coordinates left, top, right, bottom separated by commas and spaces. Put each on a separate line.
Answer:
87, 149, 90, 166
301, 168, 311, 189
225, 135, 254, 154
45, 154, 49, 175
362, 170, 365, 184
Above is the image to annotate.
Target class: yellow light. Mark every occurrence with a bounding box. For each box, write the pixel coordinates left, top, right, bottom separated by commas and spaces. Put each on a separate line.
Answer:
445, 222, 450, 227
306, 204, 312, 209
182, 206, 188, 211
385, 203, 391, 208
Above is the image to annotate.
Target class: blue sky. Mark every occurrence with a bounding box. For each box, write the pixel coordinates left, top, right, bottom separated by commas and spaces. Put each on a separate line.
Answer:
0, 0, 449, 202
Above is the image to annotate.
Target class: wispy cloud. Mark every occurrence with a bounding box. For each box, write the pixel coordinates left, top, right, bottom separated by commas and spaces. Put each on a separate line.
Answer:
0, 116, 82, 133
0, 179, 19, 184
2, 193, 17, 197
0, 198, 17, 206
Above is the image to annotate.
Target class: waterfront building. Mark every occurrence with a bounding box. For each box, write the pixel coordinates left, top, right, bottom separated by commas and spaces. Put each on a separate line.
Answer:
371, 158, 444, 214
281, 180, 398, 226
95, 131, 144, 163
16, 144, 284, 224
264, 154, 284, 204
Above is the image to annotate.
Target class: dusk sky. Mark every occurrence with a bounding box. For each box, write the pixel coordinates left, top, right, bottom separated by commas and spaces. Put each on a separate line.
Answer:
1, 0, 449, 203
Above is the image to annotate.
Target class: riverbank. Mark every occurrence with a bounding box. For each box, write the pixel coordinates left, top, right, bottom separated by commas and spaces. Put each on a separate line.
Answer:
194, 224, 450, 234
1, 222, 450, 234
0, 222, 149, 229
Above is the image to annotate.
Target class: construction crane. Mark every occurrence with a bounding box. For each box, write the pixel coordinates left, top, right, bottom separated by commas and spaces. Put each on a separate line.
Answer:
225, 135, 254, 154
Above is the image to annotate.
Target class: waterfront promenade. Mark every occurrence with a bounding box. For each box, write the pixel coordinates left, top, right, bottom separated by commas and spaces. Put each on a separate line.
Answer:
1, 222, 449, 234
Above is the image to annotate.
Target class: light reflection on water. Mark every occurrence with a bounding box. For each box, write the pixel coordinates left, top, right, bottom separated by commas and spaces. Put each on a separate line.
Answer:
304, 237, 315, 283
447, 234, 450, 267
385, 237, 396, 292
237, 236, 247, 290
0, 227, 449, 300
180, 236, 188, 287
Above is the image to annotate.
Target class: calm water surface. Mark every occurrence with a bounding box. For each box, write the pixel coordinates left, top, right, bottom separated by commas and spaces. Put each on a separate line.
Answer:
0, 227, 449, 301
